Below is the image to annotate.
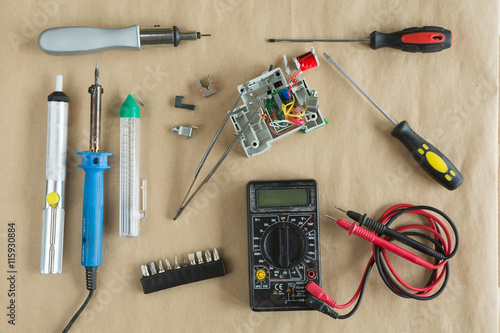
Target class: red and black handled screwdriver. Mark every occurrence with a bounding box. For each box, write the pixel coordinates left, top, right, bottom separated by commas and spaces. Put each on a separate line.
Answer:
268, 26, 452, 53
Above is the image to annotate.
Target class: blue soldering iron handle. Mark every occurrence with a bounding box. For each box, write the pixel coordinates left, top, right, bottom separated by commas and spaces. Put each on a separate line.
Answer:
77, 151, 112, 267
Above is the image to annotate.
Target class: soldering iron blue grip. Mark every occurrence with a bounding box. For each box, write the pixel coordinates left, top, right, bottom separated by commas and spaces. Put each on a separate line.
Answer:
77, 152, 112, 267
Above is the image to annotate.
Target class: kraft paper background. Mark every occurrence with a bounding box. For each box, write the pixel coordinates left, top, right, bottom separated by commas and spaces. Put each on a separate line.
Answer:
0, 1, 498, 332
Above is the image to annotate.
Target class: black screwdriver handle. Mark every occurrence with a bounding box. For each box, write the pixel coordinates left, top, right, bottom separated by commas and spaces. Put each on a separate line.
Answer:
370, 26, 452, 53
391, 121, 463, 190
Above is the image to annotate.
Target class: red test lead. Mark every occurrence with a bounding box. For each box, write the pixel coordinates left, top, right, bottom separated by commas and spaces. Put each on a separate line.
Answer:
328, 216, 436, 270
305, 204, 459, 320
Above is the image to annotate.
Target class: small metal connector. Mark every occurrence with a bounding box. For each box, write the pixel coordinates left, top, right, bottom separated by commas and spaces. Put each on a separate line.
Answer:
196, 75, 217, 97
213, 248, 220, 261
158, 260, 165, 273
205, 250, 212, 262
196, 251, 204, 264
175, 96, 195, 110
149, 262, 157, 275
174, 256, 180, 269
165, 258, 173, 270
182, 254, 189, 267
173, 126, 197, 138
141, 265, 150, 277
188, 253, 196, 265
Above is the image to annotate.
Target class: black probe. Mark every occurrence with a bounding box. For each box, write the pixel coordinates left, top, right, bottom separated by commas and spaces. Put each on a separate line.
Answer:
334, 206, 446, 260
306, 204, 459, 320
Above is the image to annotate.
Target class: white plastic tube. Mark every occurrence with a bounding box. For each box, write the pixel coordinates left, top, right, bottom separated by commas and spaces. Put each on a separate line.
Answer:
120, 95, 146, 237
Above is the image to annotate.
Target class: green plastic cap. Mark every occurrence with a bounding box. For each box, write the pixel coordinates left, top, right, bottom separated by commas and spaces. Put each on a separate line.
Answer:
120, 94, 140, 118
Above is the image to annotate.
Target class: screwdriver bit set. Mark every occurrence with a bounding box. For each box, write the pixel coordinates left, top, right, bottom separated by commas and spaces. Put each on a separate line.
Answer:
140, 248, 225, 294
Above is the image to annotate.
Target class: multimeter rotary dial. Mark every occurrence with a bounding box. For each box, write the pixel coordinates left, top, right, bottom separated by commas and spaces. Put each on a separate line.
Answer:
261, 223, 307, 269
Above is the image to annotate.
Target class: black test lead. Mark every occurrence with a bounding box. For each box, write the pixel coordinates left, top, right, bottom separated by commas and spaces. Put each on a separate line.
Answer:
306, 204, 459, 319
268, 26, 452, 53
334, 206, 447, 260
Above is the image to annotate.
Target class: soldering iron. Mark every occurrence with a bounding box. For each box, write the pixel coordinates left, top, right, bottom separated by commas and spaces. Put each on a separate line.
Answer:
63, 64, 112, 332
38, 25, 210, 55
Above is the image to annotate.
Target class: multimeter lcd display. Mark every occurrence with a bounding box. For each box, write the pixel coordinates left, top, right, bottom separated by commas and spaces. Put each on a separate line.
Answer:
257, 189, 308, 207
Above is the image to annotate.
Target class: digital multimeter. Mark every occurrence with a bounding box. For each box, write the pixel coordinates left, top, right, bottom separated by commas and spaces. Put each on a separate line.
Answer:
247, 180, 321, 311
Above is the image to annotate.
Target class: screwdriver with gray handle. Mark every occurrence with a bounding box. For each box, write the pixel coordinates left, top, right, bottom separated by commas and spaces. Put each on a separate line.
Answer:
38, 25, 210, 55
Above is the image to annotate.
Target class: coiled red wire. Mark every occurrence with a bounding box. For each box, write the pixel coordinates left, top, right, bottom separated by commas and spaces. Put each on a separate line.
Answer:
311, 204, 458, 318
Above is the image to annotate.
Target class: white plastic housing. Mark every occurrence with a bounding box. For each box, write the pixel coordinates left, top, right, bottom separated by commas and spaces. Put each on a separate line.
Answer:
120, 117, 143, 237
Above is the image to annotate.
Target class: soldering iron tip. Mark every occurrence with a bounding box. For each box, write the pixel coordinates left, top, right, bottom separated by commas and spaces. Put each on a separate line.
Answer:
94, 62, 99, 85
334, 206, 347, 213
325, 215, 337, 222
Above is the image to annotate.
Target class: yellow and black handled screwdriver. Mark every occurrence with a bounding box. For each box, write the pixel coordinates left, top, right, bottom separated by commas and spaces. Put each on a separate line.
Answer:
323, 53, 463, 190
268, 26, 452, 53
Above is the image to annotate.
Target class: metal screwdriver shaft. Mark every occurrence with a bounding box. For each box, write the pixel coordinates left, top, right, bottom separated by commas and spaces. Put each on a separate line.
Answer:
322, 53, 397, 126
268, 39, 369, 43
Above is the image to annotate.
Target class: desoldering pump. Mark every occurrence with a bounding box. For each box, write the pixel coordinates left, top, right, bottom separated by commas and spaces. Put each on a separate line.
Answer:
41, 75, 68, 274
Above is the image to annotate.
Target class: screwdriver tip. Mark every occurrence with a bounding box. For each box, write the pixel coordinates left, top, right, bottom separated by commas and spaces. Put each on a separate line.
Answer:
201, 33, 211, 37
267, 39, 275, 42
94, 62, 99, 85
325, 215, 337, 222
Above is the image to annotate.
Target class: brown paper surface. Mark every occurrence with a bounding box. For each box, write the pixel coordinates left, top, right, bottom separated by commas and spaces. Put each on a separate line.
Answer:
0, 1, 498, 332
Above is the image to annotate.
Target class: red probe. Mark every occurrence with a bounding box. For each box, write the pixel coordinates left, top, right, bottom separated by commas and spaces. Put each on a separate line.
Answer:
331, 217, 437, 270
305, 204, 459, 320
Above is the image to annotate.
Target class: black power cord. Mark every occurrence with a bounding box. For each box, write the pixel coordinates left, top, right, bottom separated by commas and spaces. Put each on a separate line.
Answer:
62, 267, 97, 332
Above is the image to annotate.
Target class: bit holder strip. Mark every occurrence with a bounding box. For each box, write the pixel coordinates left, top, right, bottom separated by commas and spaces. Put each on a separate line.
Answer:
140, 248, 226, 294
